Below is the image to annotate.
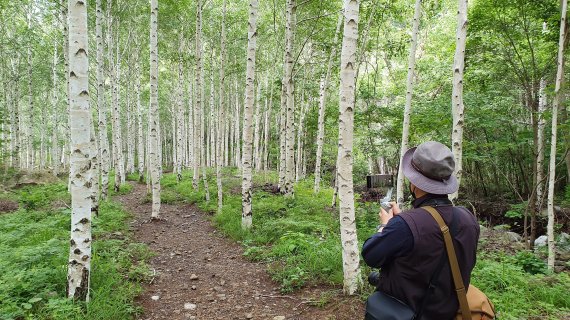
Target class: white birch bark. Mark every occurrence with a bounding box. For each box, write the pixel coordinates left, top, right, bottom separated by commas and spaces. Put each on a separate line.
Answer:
96, 0, 110, 199
536, 79, 547, 213
449, 0, 468, 202
314, 15, 343, 193
9, 56, 20, 169
66, 0, 92, 301
136, 62, 144, 182
396, 0, 422, 205
176, 37, 184, 182
234, 79, 242, 168
126, 53, 135, 175
337, 0, 361, 295
262, 77, 273, 171
547, 0, 567, 271
253, 80, 262, 170
51, 39, 60, 176
217, 0, 226, 214
209, 65, 216, 168
295, 92, 307, 182
193, 0, 202, 190
242, 0, 259, 229
187, 70, 194, 170
149, 0, 161, 218
62, 1, 70, 173
26, 8, 34, 170
283, 0, 297, 196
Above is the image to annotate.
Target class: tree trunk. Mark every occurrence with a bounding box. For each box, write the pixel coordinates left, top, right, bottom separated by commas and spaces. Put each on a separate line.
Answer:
193, 0, 203, 190
176, 36, 184, 182
262, 76, 273, 171
283, 0, 297, 196
253, 79, 262, 171
51, 39, 60, 176
314, 15, 342, 194
396, 0, 422, 205
217, 0, 226, 214
242, 0, 259, 229
449, 0, 468, 202
337, 0, 362, 295
96, 0, 110, 199
547, 0, 567, 271
136, 61, 145, 183
536, 79, 547, 214
66, 0, 93, 301
295, 92, 307, 182
149, 0, 161, 218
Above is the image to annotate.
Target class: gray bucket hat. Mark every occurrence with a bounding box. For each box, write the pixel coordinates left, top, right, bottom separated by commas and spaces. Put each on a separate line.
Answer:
402, 141, 458, 195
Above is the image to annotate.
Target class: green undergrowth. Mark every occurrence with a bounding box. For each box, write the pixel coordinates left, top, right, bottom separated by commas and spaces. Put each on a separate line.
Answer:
163, 168, 570, 319
0, 182, 153, 320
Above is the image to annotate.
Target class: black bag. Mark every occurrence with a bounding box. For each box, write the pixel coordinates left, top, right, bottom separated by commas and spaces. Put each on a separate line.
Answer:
365, 290, 415, 320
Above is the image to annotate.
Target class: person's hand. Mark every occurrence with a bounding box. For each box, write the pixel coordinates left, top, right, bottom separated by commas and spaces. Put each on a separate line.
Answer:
378, 202, 401, 225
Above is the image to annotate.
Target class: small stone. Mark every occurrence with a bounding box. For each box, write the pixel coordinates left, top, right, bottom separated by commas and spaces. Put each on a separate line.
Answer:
246, 313, 253, 319
220, 279, 226, 286
273, 316, 285, 320
191, 285, 197, 290
184, 303, 197, 310
190, 274, 199, 280
151, 295, 160, 301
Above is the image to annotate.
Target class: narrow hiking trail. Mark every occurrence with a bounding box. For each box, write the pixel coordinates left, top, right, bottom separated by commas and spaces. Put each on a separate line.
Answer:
116, 182, 364, 320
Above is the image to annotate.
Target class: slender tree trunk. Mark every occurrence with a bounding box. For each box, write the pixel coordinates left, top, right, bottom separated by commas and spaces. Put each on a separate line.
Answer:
396, 0, 422, 205
337, 0, 362, 295
136, 62, 144, 183
9, 56, 20, 169
26, 9, 34, 170
234, 79, 242, 168
547, 0, 567, 271
295, 92, 307, 182
96, 0, 110, 199
66, 0, 93, 301
51, 39, 60, 176
536, 79, 547, 213
242, 0, 259, 229
283, 0, 297, 196
449, 0, 468, 202
149, 0, 161, 218
253, 80, 262, 171
217, 0, 226, 214
315, 15, 342, 194
263, 77, 273, 171
193, 0, 202, 190
176, 37, 184, 182
62, 1, 70, 173
187, 70, 194, 171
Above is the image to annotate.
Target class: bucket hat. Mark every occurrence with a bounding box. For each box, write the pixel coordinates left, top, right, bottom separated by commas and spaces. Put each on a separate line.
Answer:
402, 141, 458, 195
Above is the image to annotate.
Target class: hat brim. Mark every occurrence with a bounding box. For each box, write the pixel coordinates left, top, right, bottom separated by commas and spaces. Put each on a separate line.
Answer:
402, 147, 459, 195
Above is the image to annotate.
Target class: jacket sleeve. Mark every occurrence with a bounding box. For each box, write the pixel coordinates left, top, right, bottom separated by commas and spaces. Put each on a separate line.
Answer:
361, 216, 414, 268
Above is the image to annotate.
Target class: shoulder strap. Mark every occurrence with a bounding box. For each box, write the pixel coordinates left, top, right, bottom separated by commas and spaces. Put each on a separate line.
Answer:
422, 206, 471, 320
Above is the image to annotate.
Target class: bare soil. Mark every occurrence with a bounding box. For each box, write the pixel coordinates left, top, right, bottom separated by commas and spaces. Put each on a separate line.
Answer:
116, 182, 364, 320
0, 199, 18, 214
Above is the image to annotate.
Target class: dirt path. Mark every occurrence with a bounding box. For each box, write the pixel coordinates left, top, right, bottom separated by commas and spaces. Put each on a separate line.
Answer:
116, 182, 364, 320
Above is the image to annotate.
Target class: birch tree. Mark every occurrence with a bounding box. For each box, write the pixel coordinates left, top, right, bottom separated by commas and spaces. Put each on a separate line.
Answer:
193, 0, 203, 190
217, 0, 226, 214
314, 15, 342, 194
396, 0, 422, 205
337, 0, 361, 295
242, 0, 259, 229
66, 0, 93, 301
96, 0, 110, 200
547, 0, 567, 271
450, 0, 468, 202
136, 61, 144, 183
283, 0, 297, 196
149, 0, 161, 219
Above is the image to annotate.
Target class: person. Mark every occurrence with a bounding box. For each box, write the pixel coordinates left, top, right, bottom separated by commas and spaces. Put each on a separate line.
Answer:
361, 141, 480, 319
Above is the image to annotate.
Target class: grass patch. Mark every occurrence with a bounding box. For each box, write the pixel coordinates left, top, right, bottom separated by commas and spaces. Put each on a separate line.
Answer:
0, 182, 153, 320
163, 168, 570, 318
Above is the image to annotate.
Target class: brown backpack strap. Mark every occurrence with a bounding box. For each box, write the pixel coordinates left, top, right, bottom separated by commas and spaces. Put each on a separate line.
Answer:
422, 206, 471, 320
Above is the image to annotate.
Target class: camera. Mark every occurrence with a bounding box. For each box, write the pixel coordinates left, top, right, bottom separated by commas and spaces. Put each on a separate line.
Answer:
368, 271, 380, 286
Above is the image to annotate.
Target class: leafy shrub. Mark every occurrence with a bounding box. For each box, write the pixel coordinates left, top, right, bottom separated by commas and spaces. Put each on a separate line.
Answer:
0, 185, 152, 320
511, 251, 547, 275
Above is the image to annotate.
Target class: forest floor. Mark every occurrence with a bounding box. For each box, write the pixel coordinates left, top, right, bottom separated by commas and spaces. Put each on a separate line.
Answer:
116, 181, 364, 320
